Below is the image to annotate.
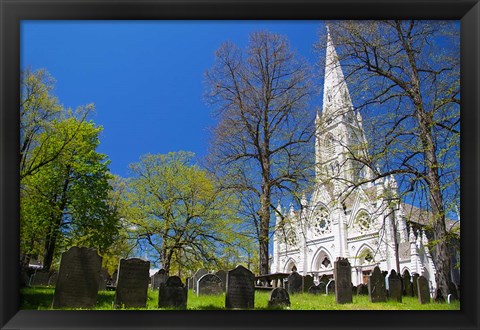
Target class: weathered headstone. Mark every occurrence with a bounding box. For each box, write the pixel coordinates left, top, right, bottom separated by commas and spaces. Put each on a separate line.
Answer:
30, 271, 50, 286
151, 269, 168, 290
318, 281, 327, 294
308, 285, 322, 294
352, 285, 357, 295
334, 257, 352, 304
114, 258, 150, 308
158, 276, 188, 309
326, 280, 335, 295
268, 287, 291, 308
402, 270, 413, 296
98, 268, 109, 291
192, 268, 208, 293
225, 265, 254, 309
215, 270, 227, 291
388, 270, 402, 302
303, 275, 314, 293
52, 247, 102, 308
319, 275, 330, 285
197, 273, 223, 295
287, 271, 303, 294
417, 275, 430, 304
48, 272, 58, 287
368, 266, 387, 303
357, 283, 368, 295
412, 273, 419, 297
187, 277, 194, 290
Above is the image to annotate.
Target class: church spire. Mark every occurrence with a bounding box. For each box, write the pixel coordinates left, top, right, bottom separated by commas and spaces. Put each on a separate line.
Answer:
322, 25, 353, 122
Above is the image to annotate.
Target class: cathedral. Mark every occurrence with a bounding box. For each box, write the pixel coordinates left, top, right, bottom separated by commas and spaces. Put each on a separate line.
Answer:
270, 28, 440, 292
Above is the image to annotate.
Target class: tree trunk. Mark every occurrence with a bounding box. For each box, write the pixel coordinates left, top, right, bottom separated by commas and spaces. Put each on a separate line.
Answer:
258, 187, 270, 275
396, 20, 455, 299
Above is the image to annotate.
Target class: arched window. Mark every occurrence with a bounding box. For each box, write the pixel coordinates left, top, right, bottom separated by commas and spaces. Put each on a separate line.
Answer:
358, 248, 374, 265
285, 229, 298, 248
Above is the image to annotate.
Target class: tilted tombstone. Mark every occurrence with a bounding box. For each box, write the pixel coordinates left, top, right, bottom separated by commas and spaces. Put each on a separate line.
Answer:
334, 257, 352, 304
402, 270, 413, 296
52, 247, 102, 308
412, 273, 419, 297
225, 265, 254, 309
303, 275, 314, 293
388, 270, 402, 302
417, 276, 430, 304
287, 271, 303, 294
151, 269, 168, 290
192, 268, 208, 293
114, 258, 150, 308
30, 271, 50, 286
357, 283, 368, 295
215, 270, 227, 291
368, 266, 387, 303
197, 273, 223, 295
317, 282, 327, 294
326, 280, 335, 295
187, 277, 194, 290
47, 272, 58, 287
158, 276, 188, 309
308, 285, 322, 294
268, 287, 291, 308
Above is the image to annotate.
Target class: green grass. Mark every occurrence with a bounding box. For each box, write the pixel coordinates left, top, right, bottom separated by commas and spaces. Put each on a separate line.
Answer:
21, 287, 460, 310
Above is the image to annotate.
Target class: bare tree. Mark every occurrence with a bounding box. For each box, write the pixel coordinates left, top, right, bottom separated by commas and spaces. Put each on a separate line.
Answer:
321, 20, 459, 299
205, 31, 315, 275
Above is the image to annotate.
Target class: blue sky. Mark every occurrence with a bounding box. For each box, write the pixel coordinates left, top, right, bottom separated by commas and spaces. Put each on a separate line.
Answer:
21, 20, 325, 178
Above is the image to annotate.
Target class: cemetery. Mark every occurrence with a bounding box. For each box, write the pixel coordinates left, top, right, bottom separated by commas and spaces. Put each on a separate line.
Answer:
20, 247, 459, 311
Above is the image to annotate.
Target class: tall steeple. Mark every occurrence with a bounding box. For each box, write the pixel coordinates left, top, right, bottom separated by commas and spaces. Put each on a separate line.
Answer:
315, 25, 370, 185
322, 25, 354, 123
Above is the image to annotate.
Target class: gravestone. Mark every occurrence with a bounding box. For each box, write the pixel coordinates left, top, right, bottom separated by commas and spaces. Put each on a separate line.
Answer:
48, 272, 58, 287
114, 258, 150, 308
308, 285, 322, 294
402, 270, 413, 296
319, 275, 330, 285
268, 287, 291, 308
357, 283, 368, 295
151, 269, 168, 290
334, 257, 352, 304
326, 280, 335, 295
30, 271, 50, 286
388, 270, 402, 302
98, 268, 109, 291
318, 282, 327, 294
197, 273, 223, 295
193, 268, 208, 293
417, 276, 430, 304
352, 285, 357, 295
303, 275, 314, 293
225, 265, 254, 309
287, 271, 303, 294
52, 247, 102, 308
412, 273, 419, 297
368, 266, 387, 303
158, 276, 188, 309
187, 277, 194, 290
215, 270, 227, 291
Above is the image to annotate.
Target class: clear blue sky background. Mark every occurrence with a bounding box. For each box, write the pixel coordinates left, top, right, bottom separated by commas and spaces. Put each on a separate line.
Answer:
21, 20, 325, 178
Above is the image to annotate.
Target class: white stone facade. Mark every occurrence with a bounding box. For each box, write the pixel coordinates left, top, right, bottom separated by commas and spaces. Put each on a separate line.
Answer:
271, 27, 437, 292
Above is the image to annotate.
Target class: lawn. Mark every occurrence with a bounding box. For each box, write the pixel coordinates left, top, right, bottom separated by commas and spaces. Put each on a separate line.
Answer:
20, 286, 460, 310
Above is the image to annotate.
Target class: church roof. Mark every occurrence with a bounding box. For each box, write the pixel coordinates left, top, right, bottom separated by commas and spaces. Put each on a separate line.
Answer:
401, 203, 459, 233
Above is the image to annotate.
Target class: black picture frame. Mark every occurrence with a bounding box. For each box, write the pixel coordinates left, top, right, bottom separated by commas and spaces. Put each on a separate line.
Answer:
1, 0, 478, 329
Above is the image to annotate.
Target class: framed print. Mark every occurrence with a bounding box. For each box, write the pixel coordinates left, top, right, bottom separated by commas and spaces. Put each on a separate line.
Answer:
1, 0, 479, 329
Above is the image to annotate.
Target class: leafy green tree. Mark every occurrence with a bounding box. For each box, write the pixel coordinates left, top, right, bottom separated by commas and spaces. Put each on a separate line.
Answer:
20, 118, 118, 271
124, 151, 241, 275
20, 68, 93, 180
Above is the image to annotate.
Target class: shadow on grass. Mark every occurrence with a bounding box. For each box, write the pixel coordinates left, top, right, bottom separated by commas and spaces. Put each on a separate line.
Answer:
20, 287, 54, 309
